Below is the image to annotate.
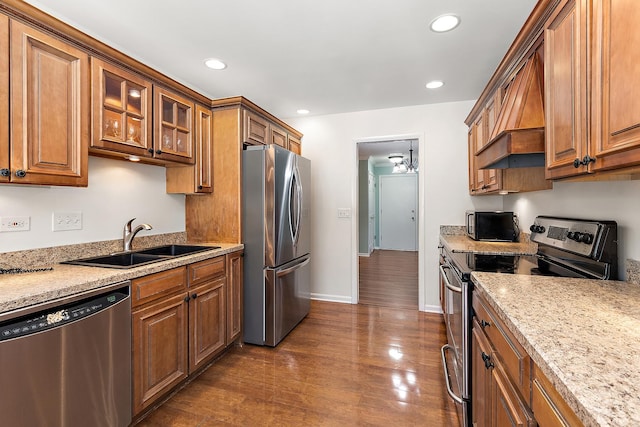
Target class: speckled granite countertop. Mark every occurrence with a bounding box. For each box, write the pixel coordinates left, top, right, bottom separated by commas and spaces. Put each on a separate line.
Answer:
439, 234, 538, 255
471, 272, 640, 427
0, 243, 243, 317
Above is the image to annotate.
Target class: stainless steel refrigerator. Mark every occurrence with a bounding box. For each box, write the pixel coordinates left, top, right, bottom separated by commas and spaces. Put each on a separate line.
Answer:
242, 144, 311, 346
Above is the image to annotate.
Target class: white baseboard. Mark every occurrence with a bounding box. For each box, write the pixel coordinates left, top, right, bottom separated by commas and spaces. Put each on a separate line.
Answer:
422, 304, 443, 314
358, 252, 370, 257
311, 293, 353, 304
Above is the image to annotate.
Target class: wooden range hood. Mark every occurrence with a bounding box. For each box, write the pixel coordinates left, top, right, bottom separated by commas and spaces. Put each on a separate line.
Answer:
476, 54, 545, 169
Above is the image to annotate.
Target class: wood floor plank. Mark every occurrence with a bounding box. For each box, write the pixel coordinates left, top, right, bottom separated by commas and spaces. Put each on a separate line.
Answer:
136, 300, 459, 426
359, 250, 418, 309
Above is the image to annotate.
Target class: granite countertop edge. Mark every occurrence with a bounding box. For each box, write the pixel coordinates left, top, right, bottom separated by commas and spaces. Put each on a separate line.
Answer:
0, 243, 244, 317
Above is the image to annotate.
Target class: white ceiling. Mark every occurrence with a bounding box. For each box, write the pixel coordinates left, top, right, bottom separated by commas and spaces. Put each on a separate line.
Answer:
23, 0, 538, 121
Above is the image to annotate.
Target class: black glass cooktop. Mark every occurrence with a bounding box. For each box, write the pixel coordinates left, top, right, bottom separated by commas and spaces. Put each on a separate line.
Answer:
450, 252, 545, 279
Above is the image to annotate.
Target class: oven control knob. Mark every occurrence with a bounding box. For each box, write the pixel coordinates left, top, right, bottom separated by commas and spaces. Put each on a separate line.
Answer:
568, 231, 581, 242
530, 225, 546, 234
579, 233, 594, 244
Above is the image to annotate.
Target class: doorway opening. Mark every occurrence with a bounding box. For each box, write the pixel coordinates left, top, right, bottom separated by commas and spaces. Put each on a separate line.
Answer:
355, 137, 422, 310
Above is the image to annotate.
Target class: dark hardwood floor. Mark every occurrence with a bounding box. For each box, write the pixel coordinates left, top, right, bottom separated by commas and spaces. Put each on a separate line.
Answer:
359, 250, 418, 310
136, 300, 458, 426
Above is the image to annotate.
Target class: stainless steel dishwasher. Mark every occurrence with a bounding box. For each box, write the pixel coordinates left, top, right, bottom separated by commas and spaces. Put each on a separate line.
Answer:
0, 281, 132, 427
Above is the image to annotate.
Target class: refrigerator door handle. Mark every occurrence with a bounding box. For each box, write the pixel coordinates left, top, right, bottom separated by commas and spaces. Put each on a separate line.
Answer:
276, 256, 311, 278
289, 162, 303, 246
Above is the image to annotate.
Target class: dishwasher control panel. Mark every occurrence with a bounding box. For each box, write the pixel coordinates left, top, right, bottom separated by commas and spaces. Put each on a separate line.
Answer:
0, 287, 128, 341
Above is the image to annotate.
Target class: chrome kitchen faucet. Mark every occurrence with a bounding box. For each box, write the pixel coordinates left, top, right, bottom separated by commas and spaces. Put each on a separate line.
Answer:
123, 218, 153, 252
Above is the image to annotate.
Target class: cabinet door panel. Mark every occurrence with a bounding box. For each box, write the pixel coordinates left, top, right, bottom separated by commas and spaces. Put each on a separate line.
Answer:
471, 323, 492, 427
154, 86, 194, 164
10, 20, 88, 186
132, 293, 188, 415
189, 278, 225, 372
493, 366, 534, 427
591, 0, 640, 171
0, 15, 8, 183
544, 0, 588, 179
288, 135, 301, 155
226, 251, 243, 345
243, 110, 269, 145
91, 57, 152, 157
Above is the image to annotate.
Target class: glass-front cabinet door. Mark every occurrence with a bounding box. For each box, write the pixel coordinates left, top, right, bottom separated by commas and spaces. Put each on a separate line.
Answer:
91, 58, 152, 159
154, 86, 194, 164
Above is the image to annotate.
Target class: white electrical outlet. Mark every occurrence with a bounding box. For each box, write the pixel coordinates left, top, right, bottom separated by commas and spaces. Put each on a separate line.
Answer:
337, 208, 351, 218
52, 211, 82, 231
0, 216, 30, 232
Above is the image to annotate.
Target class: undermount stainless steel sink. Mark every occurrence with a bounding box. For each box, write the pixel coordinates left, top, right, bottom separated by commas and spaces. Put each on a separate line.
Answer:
63, 245, 220, 269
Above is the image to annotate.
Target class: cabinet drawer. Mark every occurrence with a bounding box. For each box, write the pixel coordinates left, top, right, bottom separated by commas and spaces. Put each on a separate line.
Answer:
131, 267, 188, 308
189, 256, 225, 287
473, 292, 531, 399
532, 363, 583, 427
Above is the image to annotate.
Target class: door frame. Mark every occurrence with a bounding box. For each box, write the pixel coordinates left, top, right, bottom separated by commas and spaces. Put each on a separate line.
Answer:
352, 133, 425, 311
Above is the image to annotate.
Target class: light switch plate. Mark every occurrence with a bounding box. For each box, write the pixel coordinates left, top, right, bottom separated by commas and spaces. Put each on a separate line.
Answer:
337, 208, 351, 218
0, 216, 30, 232
53, 212, 82, 231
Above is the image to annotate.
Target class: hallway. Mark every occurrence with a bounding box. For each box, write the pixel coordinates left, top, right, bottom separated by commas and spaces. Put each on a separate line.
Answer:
359, 250, 418, 310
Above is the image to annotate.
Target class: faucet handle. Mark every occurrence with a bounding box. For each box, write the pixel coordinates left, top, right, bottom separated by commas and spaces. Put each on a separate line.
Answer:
125, 218, 136, 231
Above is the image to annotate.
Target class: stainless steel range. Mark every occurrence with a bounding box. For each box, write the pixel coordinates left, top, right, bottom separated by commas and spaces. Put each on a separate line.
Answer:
439, 216, 618, 426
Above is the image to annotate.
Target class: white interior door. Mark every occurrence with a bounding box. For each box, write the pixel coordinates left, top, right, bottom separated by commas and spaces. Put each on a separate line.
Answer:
379, 174, 417, 251
368, 172, 376, 254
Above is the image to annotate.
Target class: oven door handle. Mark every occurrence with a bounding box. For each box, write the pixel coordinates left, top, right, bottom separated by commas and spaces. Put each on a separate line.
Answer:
440, 344, 464, 405
439, 265, 462, 294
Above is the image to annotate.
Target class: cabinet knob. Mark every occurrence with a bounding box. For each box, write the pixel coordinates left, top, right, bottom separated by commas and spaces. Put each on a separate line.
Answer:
155, 149, 162, 155
573, 158, 582, 168
582, 155, 596, 165
15, 169, 27, 178
184, 296, 190, 303
198, 185, 203, 190
148, 148, 154, 154
0, 168, 9, 177
481, 352, 494, 369
480, 319, 491, 328
191, 293, 198, 300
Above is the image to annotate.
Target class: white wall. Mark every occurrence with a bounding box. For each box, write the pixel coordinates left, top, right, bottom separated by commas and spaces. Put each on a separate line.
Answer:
0, 157, 185, 252
505, 180, 640, 280
288, 101, 503, 309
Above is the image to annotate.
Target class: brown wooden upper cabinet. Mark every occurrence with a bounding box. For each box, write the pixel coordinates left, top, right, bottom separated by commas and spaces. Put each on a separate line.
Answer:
546, 0, 640, 179
288, 134, 302, 155
166, 104, 213, 194
3, 19, 89, 186
243, 109, 270, 145
154, 86, 195, 164
270, 125, 288, 148
91, 58, 153, 160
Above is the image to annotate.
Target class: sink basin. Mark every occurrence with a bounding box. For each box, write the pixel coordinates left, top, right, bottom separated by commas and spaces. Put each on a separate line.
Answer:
64, 252, 167, 269
63, 245, 220, 269
137, 244, 219, 256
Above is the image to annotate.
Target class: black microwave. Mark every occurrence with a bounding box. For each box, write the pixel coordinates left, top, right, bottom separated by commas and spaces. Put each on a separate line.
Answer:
466, 211, 519, 242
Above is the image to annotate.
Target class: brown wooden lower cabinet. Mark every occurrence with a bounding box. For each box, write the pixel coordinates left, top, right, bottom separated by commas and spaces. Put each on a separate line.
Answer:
472, 291, 532, 427
532, 363, 584, 427
226, 251, 243, 345
131, 251, 243, 418
472, 291, 583, 427
132, 291, 189, 415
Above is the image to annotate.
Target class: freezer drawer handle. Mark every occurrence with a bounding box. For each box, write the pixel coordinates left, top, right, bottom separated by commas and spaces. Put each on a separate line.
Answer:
440, 344, 464, 404
276, 257, 311, 278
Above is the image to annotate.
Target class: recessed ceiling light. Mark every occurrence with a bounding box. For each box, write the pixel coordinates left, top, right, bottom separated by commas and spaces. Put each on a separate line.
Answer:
426, 80, 444, 89
297, 109, 310, 115
204, 58, 227, 70
430, 14, 460, 33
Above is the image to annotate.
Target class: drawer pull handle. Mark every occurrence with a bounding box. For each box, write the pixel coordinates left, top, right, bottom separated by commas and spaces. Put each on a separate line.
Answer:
480, 319, 491, 328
